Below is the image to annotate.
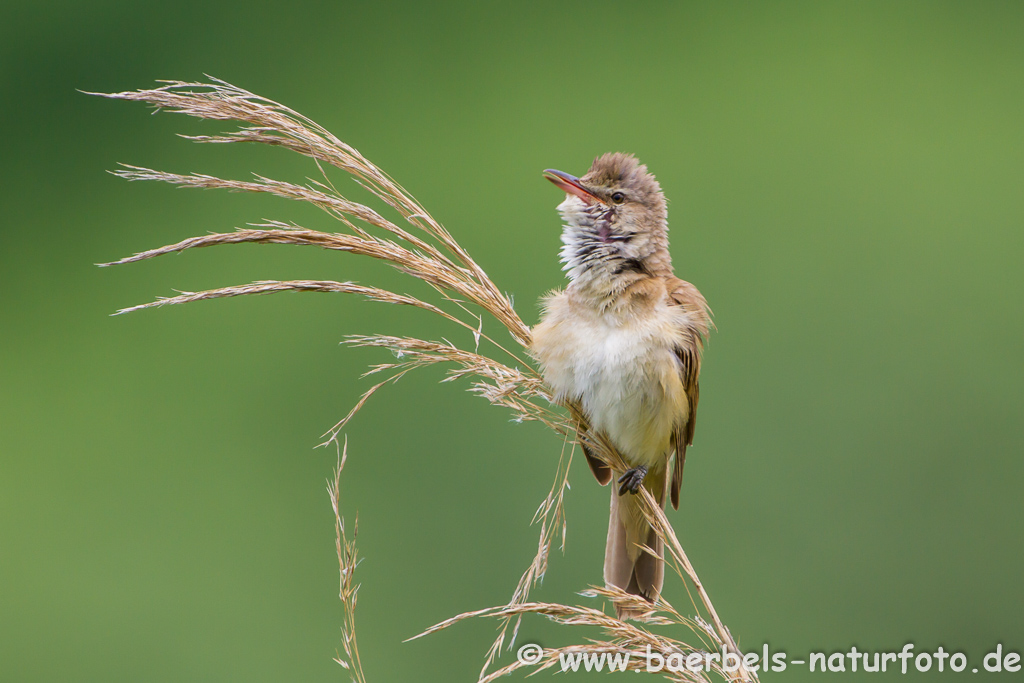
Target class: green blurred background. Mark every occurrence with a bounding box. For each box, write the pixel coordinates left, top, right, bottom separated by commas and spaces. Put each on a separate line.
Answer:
2, 2, 1022, 681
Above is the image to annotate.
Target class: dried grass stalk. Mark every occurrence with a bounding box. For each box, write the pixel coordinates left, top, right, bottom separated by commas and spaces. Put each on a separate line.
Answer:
329, 439, 366, 683
94, 78, 755, 683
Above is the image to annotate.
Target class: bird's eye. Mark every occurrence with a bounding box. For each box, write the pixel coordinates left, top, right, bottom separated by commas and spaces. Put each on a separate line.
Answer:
611, 192, 626, 205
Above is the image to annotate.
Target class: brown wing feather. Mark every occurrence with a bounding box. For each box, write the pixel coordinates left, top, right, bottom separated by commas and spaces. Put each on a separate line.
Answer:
581, 439, 613, 485
671, 381, 698, 509
666, 278, 711, 510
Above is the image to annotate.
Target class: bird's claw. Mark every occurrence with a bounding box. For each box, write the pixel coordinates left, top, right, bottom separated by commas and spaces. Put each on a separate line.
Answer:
617, 466, 648, 495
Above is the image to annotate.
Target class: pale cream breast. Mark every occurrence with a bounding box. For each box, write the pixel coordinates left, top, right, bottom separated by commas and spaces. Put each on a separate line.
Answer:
532, 291, 689, 469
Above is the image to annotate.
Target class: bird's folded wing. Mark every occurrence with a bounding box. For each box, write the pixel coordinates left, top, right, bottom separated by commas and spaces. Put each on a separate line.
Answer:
666, 277, 711, 509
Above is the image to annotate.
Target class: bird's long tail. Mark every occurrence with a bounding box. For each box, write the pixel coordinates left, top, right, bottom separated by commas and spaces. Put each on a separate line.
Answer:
604, 467, 667, 620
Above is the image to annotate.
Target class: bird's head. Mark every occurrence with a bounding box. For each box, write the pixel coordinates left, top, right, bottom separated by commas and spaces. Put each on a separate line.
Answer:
544, 153, 671, 287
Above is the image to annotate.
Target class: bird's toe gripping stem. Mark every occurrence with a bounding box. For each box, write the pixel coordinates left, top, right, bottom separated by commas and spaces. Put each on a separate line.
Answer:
617, 465, 648, 496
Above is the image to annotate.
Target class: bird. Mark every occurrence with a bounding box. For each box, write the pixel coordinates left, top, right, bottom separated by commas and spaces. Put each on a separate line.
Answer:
530, 153, 711, 619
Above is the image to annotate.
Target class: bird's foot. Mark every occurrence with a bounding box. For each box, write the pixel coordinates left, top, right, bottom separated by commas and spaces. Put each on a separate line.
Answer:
617, 465, 648, 495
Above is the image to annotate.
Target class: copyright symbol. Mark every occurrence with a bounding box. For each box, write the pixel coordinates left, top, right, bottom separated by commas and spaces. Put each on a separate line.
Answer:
517, 643, 543, 665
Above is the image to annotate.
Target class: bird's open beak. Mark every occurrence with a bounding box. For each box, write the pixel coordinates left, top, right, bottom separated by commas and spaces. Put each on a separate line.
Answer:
543, 169, 600, 204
